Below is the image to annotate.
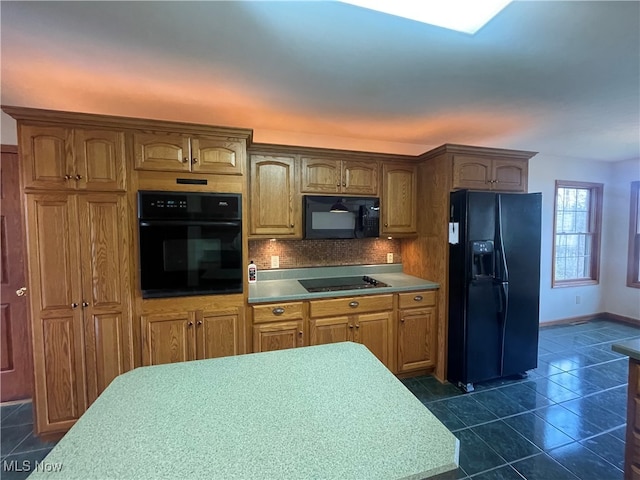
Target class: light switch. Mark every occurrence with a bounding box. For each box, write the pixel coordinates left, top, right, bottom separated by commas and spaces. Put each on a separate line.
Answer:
387, 253, 393, 263
271, 256, 280, 268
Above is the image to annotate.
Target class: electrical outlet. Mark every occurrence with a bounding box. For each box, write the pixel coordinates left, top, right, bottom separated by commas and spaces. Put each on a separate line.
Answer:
271, 256, 280, 268
387, 253, 393, 264
575, 295, 581, 304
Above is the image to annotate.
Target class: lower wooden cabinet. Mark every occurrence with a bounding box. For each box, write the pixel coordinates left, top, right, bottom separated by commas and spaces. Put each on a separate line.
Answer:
308, 295, 393, 368
397, 290, 437, 373
253, 320, 305, 352
252, 302, 305, 352
142, 309, 240, 366
25, 192, 133, 435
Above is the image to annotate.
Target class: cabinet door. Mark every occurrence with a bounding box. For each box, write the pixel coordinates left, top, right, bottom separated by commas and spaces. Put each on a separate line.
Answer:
196, 311, 240, 360
142, 312, 194, 365
74, 129, 126, 191
452, 156, 492, 190
300, 157, 340, 194
354, 311, 392, 368
309, 316, 350, 346
381, 163, 417, 235
133, 132, 190, 172
78, 194, 132, 404
398, 307, 436, 373
25, 194, 85, 433
250, 155, 300, 237
342, 161, 378, 195
492, 159, 528, 192
20, 125, 74, 190
191, 136, 245, 175
253, 321, 304, 353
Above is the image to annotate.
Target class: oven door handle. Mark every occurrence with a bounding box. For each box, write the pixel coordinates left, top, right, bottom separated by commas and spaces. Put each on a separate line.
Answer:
139, 220, 241, 227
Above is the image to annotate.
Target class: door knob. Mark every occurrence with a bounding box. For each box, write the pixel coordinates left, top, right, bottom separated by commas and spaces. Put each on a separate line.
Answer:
75, 174, 83, 180
192, 158, 198, 164
82, 301, 89, 307
16, 287, 27, 297
71, 303, 79, 308
64, 175, 73, 180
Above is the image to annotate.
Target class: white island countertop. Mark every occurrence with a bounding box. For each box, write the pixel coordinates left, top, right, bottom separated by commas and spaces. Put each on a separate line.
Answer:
29, 343, 459, 480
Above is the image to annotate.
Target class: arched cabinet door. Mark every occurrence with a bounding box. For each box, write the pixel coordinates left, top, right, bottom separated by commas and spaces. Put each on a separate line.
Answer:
249, 154, 301, 237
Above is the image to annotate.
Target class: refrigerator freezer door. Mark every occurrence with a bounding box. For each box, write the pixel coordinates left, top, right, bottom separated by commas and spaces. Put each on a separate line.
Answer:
498, 193, 542, 376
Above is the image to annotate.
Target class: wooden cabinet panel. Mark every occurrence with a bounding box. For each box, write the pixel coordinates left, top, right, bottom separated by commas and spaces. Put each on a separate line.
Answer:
309, 316, 350, 346
249, 155, 300, 237
83, 312, 129, 405
300, 158, 378, 195
253, 302, 304, 323
41, 315, 84, 427
26, 195, 81, 311
20, 125, 72, 190
253, 320, 304, 353
452, 156, 528, 192
398, 307, 436, 372
133, 132, 190, 172
355, 311, 391, 366
398, 290, 436, 309
192, 136, 244, 175
309, 294, 393, 318
342, 161, 378, 195
300, 157, 340, 194
21, 126, 126, 191
382, 163, 417, 235
25, 192, 132, 434
142, 312, 194, 366
196, 312, 239, 360
452, 156, 491, 190
74, 129, 126, 191
492, 159, 527, 192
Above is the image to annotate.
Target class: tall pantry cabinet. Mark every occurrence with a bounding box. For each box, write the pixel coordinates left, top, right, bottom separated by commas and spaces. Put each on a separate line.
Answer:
15, 117, 133, 435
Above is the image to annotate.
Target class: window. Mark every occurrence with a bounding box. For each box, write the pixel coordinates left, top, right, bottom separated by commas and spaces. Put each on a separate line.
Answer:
628, 181, 640, 288
552, 181, 603, 287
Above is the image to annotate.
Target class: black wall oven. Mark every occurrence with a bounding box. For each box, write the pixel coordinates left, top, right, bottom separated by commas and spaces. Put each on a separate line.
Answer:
138, 191, 242, 298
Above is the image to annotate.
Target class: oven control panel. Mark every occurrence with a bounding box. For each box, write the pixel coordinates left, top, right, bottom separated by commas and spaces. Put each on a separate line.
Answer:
138, 191, 241, 220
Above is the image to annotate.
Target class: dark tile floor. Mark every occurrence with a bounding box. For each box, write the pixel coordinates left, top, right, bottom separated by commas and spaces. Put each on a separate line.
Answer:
1, 319, 637, 479
403, 319, 640, 480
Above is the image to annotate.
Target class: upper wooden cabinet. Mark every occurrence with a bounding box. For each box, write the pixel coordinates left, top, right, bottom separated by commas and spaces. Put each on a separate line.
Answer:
133, 132, 246, 175
249, 154, 301, 237
381, 162, 418, 235
452, 155, 528, 192
20, 125, 126, 191
300, 157, 378, 195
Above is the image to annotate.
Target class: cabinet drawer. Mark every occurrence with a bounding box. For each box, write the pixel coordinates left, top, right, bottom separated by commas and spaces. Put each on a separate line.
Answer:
310, 294, 393, 318
398, 290, 436, 309
253, 302, 304, 323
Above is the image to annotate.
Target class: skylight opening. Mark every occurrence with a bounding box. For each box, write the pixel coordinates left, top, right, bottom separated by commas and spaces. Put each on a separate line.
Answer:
338, 0, 513, 34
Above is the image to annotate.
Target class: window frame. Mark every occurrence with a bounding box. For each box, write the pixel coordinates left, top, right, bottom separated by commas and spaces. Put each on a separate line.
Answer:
628, 181, 640, 288
552, 180, 603, 288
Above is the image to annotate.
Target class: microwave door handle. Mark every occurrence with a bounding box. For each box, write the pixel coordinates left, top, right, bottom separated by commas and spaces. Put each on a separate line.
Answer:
139, 220, 241, 227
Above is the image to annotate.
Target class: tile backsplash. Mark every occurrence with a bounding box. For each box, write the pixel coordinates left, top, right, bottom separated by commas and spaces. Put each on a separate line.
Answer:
249, 238, 402, 270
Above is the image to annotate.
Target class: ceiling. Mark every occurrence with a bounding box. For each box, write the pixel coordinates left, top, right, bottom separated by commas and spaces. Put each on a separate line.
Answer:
1, 1, 639, 162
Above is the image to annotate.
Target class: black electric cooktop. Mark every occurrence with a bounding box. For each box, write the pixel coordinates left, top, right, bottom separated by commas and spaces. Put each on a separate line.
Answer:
298, 276, 389, 293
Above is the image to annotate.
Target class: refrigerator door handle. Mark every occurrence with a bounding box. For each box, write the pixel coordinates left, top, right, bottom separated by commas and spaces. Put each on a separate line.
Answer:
496, 195, 509, 283
498, 280, 509, 375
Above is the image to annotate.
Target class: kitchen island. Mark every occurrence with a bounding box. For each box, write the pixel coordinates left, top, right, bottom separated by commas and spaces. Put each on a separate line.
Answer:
28, 342, 459, 480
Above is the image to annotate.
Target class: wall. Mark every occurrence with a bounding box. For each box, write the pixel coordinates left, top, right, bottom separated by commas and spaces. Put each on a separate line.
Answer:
248, 238, 401, 270
1, 113, 18, 144
528, 154, 640, 322
602, 159, 640, 319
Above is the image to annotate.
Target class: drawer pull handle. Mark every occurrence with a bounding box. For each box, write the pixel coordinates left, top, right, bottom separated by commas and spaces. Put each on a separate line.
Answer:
349, 301, 359, 308
414, 295, 423, 302
272, 307, 285, 315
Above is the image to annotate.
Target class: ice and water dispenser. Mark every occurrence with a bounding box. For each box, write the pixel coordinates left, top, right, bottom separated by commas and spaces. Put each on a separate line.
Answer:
470, 240, 494, 280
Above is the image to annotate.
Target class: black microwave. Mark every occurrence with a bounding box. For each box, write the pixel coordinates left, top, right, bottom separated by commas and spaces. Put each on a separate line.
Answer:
303, 195, 380, 239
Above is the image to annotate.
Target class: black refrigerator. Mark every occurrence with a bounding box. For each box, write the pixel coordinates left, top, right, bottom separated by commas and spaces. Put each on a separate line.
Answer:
448, 190, 542, 393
